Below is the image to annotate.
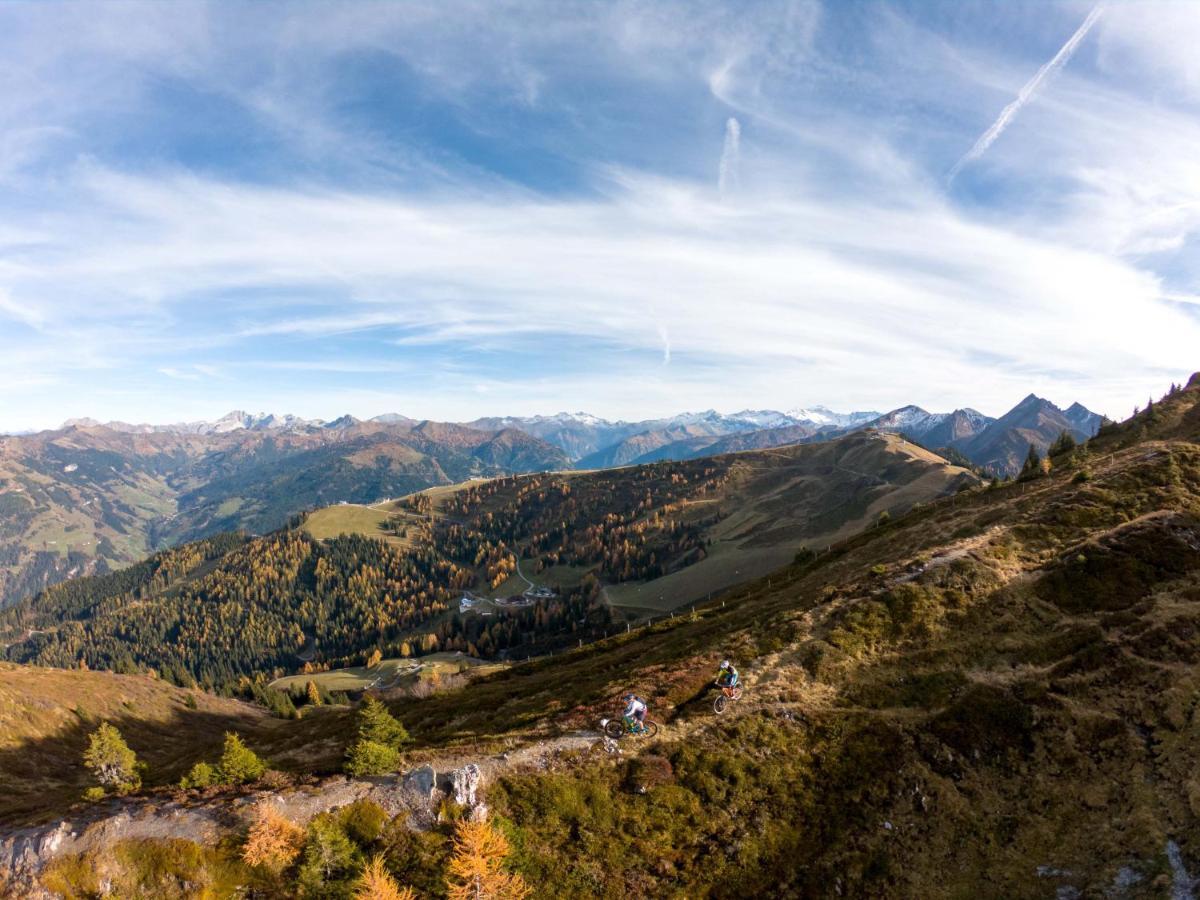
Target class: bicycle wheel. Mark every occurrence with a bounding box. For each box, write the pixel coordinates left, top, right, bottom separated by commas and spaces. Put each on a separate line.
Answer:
642, 720, 659, 738
730, 687, 743, 702
603, 719, 625, 739
713, 694, 728, 714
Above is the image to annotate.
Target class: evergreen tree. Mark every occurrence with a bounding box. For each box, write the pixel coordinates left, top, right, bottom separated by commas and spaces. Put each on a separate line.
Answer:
345, 697, 411, 776
1048, 431, 1077, 458
216, 732, 267, 785
83, 722, 142, 795
1018, 445, 1043, 480
297, 813, 362, 896
357, 697, 410, 746
179, 761, 216, 789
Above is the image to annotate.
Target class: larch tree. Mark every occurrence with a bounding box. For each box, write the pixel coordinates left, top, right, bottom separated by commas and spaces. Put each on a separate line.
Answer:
446, 819, 531, 900
354, 855, 416, 900
242, 802, 305, 873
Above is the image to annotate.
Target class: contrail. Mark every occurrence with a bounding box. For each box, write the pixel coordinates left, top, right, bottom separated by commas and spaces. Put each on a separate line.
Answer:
719, 117, 741, 197
949, 4, 1103, 182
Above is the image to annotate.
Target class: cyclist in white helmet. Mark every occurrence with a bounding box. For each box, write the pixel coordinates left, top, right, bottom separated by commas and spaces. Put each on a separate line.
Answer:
715, 659, 739, 690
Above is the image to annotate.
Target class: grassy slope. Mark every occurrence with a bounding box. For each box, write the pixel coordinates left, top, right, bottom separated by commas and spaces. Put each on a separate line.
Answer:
0, 662, 273, 826
302, 432, 977, 617
268, 652, 504, 693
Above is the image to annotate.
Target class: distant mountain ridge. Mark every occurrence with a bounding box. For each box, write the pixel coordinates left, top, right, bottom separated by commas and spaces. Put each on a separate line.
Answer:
51, 395, 1103, 478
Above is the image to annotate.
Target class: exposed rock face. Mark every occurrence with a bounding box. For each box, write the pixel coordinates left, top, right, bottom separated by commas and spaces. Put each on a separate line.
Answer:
0, 761, 491, 896
404, 764, 438, 806
449, 764, 481, 807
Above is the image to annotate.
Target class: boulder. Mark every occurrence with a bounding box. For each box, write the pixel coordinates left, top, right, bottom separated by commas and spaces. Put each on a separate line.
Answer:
450, 764, 482, 807
403, 765, 437, 802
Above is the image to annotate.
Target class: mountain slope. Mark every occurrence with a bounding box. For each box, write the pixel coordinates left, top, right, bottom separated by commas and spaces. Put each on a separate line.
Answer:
2, 378, 1199, 896
1, 432, 976, 690
0, 421, 568, 608
618, 422, 822, 465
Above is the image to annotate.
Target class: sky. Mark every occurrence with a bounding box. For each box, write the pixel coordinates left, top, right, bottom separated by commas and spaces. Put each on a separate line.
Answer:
2, 0, 1200, 431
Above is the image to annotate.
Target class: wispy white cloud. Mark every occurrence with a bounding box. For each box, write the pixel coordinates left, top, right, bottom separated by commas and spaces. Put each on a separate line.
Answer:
1, 1, 1199, 431
949, 4, 1105, 181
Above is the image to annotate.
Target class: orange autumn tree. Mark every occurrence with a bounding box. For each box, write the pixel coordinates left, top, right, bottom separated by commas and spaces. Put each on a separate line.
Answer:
446, 819, 530, 900
354, 855, 416, 900
242, 802, 305, 873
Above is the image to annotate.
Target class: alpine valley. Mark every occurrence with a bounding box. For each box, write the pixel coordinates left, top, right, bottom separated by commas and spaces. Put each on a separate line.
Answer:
0, 395, 1101, 608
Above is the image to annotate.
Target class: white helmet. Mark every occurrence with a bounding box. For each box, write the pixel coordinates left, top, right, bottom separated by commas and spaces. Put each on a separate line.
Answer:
720, 659, 731, 670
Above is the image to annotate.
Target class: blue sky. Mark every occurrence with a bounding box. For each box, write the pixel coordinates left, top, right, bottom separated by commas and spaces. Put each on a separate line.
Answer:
2, 0, 1199, 430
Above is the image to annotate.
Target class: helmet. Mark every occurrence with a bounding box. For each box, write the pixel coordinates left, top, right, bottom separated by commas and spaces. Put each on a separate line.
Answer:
720, 660, 731, 670
624, 692, 635, 701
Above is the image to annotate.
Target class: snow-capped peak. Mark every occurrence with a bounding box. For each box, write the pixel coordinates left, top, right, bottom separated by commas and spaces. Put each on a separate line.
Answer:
787, 406, 882, 429
729, 409, 797, 429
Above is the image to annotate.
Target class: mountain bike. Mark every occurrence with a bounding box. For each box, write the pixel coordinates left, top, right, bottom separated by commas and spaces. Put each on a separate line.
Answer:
713, 684, 743, 714
601, 716, 659, 739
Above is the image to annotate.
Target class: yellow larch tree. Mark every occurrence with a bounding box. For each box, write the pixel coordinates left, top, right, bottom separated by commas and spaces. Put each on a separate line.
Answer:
241, 802, 305, 873
446, 819, 530, 900
354, 855, 416, 900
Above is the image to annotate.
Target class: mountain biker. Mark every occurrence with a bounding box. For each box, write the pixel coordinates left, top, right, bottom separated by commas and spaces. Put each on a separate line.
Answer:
715, 659, 739, 690
622, 692, 648, 733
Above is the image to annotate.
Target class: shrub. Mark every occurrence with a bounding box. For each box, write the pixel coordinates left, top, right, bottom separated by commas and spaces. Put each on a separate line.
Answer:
341, 798, 388, 845
828, 601, 890, 657
242, 803, 305, 873
624, 755, 675, 793
216, 733, 266, 785
179, 761, 216, 790
1072, 469, 1091, 484
82, 786, 106, 802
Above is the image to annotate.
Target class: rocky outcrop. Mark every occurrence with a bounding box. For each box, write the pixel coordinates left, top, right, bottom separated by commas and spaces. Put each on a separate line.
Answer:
0, 761, 493, 897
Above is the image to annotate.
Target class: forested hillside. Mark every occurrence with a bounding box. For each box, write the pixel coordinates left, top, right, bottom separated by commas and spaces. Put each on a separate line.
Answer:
0, 420, 568, 609
1, 432, 975, 693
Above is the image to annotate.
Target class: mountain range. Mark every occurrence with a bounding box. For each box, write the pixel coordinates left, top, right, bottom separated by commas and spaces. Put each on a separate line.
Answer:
0, 393, 1101, 609
55, 393, 1101, 476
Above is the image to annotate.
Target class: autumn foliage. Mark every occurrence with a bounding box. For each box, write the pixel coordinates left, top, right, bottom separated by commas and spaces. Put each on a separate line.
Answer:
446, 819, 531, 900
242, 802, 305, 873
354, 855, 416, 900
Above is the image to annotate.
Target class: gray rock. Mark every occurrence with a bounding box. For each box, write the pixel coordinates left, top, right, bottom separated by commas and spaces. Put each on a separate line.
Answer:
450, 764, 482, 807
404, 764, 437, 802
